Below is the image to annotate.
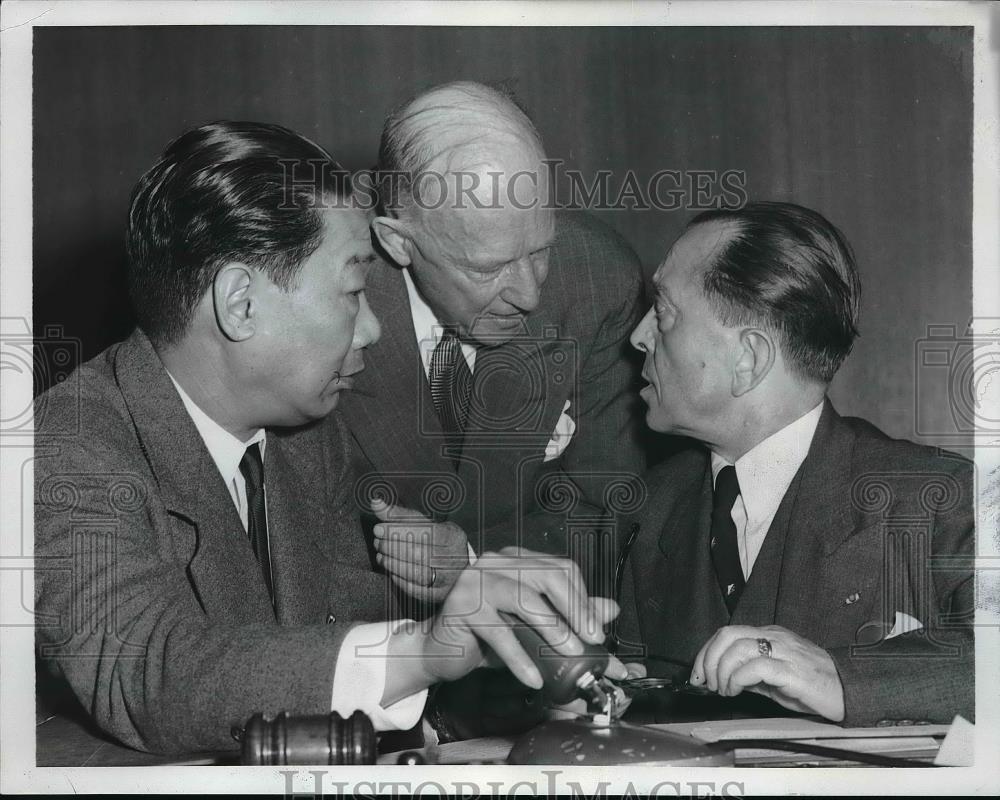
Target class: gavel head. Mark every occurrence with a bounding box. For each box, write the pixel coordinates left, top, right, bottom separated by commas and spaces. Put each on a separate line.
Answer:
238, 710, 376, 765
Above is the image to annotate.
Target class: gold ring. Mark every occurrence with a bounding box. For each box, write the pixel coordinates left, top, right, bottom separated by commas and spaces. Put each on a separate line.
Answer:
757, 637, 773, 658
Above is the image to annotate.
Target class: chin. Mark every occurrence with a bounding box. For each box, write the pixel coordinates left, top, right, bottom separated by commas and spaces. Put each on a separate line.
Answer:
644, 409, 673, 435
470, 320, 524, 345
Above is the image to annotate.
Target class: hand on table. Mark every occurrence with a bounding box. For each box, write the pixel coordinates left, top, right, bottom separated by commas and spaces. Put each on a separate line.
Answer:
689, 624, 845, 722
371, 498, 469, 602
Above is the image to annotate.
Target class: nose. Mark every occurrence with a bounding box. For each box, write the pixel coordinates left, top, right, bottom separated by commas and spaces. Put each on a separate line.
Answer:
499, 254, 547, 313
354, 292, 382, 349
630, 307, 655, 353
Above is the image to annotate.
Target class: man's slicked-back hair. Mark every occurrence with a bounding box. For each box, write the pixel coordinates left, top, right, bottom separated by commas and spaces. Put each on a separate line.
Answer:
376, 80, 543, 214
690, 201, 861, 383
126, 120, 351, 344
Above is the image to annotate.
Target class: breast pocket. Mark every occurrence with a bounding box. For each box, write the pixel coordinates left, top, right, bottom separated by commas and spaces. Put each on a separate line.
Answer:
817, 526, 891, 648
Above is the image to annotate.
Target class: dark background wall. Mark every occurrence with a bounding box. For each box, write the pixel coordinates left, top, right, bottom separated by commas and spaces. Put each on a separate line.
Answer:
33, 26, 972, 445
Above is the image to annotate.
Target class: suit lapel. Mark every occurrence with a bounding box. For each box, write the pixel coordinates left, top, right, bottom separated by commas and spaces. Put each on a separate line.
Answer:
340, 262, 454, 481
264, 432, 334, 623
771, 401, 860, 638
640, 456, 728, 666
113, 330, 274, 620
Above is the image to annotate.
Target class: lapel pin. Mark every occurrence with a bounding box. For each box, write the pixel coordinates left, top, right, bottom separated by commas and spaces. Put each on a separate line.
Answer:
844, 592, 860, 605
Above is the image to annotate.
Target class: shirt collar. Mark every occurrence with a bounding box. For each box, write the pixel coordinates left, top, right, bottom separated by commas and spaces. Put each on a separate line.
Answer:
402, 266, 477, 374
711, 400, 824, 526
166, 371, 266, 485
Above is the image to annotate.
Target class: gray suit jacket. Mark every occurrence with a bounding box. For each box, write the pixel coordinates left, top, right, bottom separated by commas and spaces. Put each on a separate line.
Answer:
34, 330, 394, 754
616, 401, 974, 726
339, 211, 647, 590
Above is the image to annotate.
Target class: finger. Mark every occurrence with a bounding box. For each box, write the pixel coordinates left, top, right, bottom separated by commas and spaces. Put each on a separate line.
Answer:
729, 657, 792, 699
371, 500, 428, 523
389, 573, 433, 602
521, 558, 599, 644
604, 654, 628, 681
698, 626, 754, 692
690, 630, 718, 686
372, 519, 434, 540
375, 534, 433, 566
716, 638, 763, 697
477, 610, 544, 689
589, 596, 620, 628
377, 554, 434, 586
625, 662, 647, 679
496, 546, 548, 559
498, 589, 586, 659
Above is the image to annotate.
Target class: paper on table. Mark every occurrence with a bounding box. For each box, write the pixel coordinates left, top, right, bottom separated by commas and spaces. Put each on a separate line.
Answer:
671, 717, 951, 742
933, 715, 974, 766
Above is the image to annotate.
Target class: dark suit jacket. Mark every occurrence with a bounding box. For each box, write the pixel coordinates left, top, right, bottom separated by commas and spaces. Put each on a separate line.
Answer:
340, 211, 647, 590
34, 330, 394, 754
616, 401, 974, 726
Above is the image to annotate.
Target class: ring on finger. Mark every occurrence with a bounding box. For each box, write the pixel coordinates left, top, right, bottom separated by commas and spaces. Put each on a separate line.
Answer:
757, 637, 773, 658
429, 567, 437, 587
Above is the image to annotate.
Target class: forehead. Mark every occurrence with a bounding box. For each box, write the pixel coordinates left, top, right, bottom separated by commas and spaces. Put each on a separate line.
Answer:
417, 198, 555, 267
313, 206, 374, 261
653, 220, 738, 297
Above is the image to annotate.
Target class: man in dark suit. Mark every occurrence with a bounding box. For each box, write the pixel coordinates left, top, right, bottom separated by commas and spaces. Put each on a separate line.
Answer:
33, 121, 623, 755
617, 201, 973, 725
339, 81, 647, 605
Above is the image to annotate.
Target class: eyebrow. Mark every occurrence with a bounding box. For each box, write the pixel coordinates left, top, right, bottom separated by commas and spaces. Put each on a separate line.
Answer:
468, 244, 553, 272
654, 284, 675, 307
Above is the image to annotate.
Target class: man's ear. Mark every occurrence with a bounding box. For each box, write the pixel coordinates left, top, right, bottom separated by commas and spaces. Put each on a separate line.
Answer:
371, 216, 414, 267
732, 328, 775, 397
213, 263, 256, 342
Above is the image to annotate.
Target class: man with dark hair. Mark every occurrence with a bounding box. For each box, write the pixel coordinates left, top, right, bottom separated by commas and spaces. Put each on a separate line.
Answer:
34, 120, 622, 755
617, 201, 973, 725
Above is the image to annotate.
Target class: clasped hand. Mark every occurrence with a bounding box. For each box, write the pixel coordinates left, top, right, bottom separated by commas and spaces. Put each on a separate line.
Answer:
371, 498, 469, 602
689, 624, 845, 721
383, 547, 627, 705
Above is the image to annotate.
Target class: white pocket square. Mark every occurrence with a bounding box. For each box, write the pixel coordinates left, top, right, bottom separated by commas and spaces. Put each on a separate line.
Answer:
544, 400, 576, 462
886, 611, 924, 639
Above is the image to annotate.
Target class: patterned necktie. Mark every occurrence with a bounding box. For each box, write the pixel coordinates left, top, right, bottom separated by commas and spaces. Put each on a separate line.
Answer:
710, 465, 745, 615
429, 329, 473, 466
239, 442, 274, 604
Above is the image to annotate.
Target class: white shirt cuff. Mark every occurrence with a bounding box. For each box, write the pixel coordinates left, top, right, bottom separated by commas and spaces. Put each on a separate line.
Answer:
331, 621, 428, 731
467, 541, 478, 566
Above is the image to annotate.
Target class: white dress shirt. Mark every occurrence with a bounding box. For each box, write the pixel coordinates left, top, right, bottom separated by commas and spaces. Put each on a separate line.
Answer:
167, 373, 425, 730
710, 402, 824, 578
402, 266, 478, 376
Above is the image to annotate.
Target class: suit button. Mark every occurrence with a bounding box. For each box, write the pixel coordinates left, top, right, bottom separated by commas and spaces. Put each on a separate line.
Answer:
326, 614, 336, 624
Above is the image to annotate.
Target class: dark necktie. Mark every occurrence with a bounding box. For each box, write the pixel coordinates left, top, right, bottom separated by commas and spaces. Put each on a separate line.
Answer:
429, 329, 473, 466
239, 442, 274, 604
710, 465, 745, 615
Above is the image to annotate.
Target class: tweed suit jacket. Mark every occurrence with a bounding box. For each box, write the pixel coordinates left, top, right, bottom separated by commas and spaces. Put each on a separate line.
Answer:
615, 400, 974, 726
34, 330, 394, 754
339, 210, 647, 587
